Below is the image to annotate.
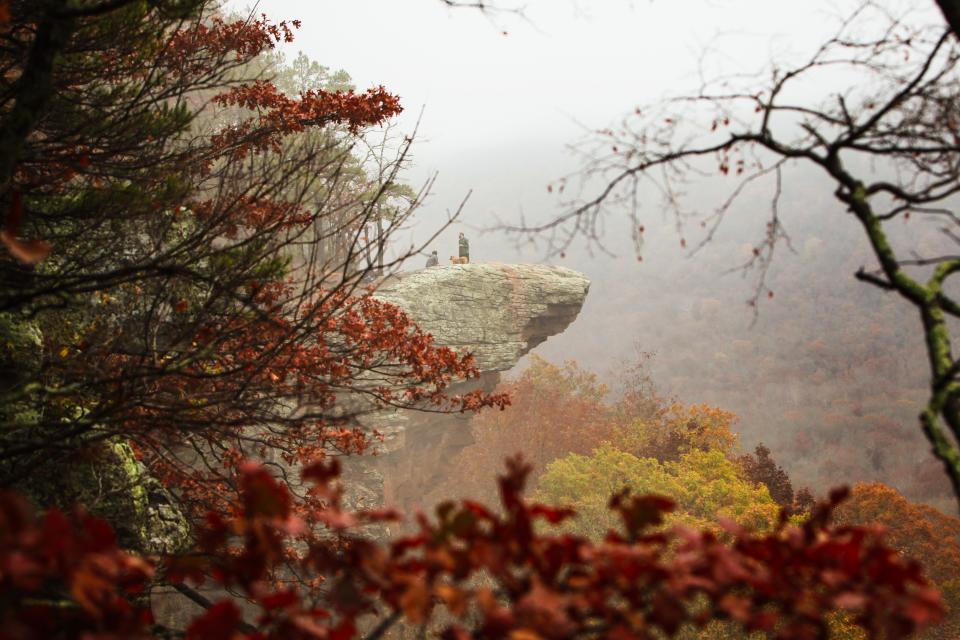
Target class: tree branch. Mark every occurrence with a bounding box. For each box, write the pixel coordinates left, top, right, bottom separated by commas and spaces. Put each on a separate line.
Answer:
171, 583, 259, 635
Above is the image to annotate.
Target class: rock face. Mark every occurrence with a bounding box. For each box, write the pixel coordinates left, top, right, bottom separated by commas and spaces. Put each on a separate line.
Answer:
354, 263, 590, 516
20, 441, 191, 555
374, 263, 591, 372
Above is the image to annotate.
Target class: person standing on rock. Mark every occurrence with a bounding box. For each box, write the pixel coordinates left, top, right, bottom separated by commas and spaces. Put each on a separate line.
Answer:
458, 232, 470, 262
425, 250, 438, 268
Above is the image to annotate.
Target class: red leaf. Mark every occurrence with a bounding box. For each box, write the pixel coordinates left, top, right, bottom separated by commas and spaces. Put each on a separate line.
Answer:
0, 192, 50, 265
529, 504, 575, 525
259, 589, 298, 611
302, 458, 341, 486
239, 461, 291, 520
833, 592, 868, 610
186, 601, 243, 640
608, 491, 674, 540
329, 618, 357, 640
6, 551, 45, 590
399, 576, 431, 624
70, 558, 116, 618
904, 589, 944, 626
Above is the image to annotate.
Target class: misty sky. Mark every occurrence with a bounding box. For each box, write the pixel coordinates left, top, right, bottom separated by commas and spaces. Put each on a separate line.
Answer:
237, 1, 874, 252
221, 0, 939, 373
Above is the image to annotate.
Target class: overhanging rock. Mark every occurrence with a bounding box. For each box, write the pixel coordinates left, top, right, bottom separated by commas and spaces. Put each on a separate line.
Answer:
353, 263, 590, 516
374, 263, 591, 372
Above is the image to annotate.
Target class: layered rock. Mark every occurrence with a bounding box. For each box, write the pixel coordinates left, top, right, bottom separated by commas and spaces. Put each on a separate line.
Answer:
373, 263, 591, 373
353, 263, 590, 515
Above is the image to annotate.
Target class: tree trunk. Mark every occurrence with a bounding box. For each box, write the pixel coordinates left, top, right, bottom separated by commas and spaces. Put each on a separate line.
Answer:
0, 3, 75, 196
376, 217, 385, 276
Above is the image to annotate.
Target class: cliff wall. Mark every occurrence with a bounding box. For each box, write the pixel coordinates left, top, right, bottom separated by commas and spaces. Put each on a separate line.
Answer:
353, 263, 590, 514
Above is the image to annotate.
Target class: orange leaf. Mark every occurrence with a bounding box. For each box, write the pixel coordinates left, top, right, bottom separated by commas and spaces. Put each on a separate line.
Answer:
399, 576, 431, 624
70, 556, 115, 618
435, 583, 468, 616
1, 231, 52, 264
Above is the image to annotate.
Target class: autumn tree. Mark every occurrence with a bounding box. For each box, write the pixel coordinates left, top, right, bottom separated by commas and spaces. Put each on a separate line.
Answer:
619, 403, 739, 461
435, 356, 618, 504
739, 443, 796, 509
435, 354, 668, 506
538, 445, 781, 539
835, 483, 960, 638
522, 0, 960, 507
536, 399, 783, 536
0, 0, 507, 619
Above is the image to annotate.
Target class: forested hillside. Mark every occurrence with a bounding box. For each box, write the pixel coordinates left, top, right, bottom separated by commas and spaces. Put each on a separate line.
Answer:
1, 1, 959, 639
532, 181, 948, 509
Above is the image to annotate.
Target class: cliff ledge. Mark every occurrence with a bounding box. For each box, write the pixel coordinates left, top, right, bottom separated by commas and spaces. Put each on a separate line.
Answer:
355, 263, 590, 515
374, 262, 590, 371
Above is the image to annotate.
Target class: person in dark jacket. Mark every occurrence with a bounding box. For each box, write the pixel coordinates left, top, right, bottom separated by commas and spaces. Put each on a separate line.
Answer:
458, 232, 470, 261
425, 250, 438, 267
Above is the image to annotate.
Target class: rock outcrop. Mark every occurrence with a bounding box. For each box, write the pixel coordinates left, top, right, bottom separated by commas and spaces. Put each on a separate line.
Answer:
353, 263, 590, 516
374, 263, 591, 372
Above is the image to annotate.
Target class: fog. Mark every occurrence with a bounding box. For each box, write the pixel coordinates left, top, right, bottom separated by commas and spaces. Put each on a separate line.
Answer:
236, 0, 951, 507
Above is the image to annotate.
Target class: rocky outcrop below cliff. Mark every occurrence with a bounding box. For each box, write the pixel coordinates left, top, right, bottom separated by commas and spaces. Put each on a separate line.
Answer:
351, 263, 590, 516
